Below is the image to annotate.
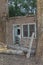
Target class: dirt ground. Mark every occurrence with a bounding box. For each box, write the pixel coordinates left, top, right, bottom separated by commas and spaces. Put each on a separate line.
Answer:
0, 54, 43, 65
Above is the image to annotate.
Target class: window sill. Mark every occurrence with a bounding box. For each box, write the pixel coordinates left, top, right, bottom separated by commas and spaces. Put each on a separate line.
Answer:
22, 37, 36, 39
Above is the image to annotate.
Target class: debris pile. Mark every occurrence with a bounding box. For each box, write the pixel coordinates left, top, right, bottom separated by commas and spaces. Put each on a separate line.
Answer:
0, 33, 35, 58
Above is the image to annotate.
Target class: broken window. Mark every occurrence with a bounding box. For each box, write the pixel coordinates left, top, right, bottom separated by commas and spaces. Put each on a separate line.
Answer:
23, 25, 28, 37
22, 23, 36, 38
17, 29, 20, 35
29, 24, 35, 37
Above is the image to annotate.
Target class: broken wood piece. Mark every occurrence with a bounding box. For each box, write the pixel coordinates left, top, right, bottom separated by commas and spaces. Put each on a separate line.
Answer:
6, 49, 23, 55
0, 49, 24, 55
26, 33, 35, 58
7, 45, 29, 52
7, 44, 35, 55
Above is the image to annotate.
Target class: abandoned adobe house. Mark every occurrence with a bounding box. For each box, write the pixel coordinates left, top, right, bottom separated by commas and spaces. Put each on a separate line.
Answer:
5, 16, 37, 48
0, 0, 43, 64
0, 0, 37, 51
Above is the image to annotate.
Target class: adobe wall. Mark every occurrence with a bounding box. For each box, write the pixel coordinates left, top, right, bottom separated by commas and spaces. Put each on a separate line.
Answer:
0, 0, 8, 17
0, 0, 8, 43
0, 20, 6, 43
5, 16, 37, 48
36, 0, 43, 61
0, 22, 3, 42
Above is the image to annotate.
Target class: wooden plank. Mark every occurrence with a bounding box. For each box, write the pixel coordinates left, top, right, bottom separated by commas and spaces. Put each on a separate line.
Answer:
26, 33, 34, 58
0, 49, 24, 55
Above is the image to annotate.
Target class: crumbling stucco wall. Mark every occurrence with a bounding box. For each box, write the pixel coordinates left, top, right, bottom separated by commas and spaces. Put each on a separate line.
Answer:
0, 0, 8, 43
36, 0, 43, 60
0, 0, 8, 17
5, 16, 37, 48
0, 19, 6, 43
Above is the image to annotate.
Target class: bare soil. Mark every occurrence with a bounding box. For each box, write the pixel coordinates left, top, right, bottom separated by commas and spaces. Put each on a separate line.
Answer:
0, 54, 43, 65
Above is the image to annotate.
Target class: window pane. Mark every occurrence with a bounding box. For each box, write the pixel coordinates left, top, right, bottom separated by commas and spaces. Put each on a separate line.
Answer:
17, 29, 20, 35
29, 24, 35, 37
23, 25, 28, 37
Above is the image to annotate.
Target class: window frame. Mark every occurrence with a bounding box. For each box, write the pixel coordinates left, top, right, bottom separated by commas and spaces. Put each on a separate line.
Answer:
13, 24, 21, 44
22, 23, 36, 39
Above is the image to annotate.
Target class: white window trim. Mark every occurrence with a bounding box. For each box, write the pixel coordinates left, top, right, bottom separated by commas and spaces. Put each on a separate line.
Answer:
13, 24, 21, 44
28, 23, 36, 38
22, 23, 36, 39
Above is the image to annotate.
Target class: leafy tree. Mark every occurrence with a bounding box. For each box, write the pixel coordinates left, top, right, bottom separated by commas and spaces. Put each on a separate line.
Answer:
9, 5, 15, 17
8, 0, 37, 17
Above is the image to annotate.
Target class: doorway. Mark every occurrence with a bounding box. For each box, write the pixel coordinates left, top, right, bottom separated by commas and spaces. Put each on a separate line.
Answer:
13, 25, 21, 44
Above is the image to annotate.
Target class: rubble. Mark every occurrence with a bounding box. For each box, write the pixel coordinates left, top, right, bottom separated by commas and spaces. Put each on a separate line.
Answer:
0, 33, 35, 58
